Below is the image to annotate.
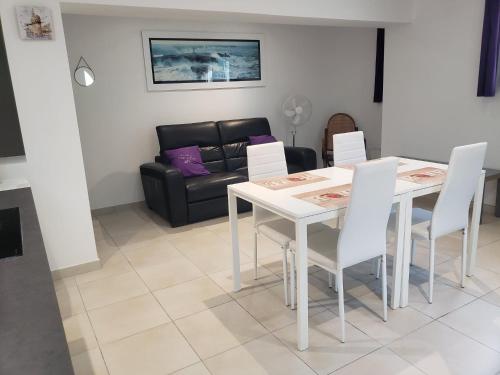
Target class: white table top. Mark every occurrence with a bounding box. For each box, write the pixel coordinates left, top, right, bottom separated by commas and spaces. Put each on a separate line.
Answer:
229, 158, 450, 220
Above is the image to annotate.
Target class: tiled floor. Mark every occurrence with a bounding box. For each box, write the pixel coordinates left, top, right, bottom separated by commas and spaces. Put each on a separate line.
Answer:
55, 203, 500, 374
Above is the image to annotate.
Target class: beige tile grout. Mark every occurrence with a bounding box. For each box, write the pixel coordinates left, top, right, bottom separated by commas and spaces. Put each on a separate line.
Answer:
107, 220, 218, 374
96, 213, 314, 373
71, 275, 112, 375
69, 209, 500, 374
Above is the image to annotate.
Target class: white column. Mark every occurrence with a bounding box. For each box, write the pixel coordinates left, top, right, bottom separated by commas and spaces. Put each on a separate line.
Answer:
0, 0, 97, 271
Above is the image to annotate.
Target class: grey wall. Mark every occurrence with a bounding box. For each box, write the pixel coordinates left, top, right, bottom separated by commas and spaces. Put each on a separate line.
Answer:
0, 20, 24, 158
63, 14, 382, 209
382, 0, 499, 206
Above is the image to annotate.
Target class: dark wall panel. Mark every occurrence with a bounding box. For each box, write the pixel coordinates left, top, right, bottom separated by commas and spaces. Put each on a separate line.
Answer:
0, 20, 25, 157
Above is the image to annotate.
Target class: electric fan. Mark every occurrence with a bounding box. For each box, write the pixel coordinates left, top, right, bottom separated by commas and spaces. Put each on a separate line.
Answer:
282, 95, 312, 146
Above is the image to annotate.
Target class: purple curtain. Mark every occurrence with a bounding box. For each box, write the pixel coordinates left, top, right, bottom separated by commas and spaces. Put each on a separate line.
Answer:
477, 0, 500, 97
373, 28, 385, 103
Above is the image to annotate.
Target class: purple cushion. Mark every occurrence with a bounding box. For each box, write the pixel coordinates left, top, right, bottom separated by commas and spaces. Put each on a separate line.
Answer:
164, 146, 210, 177
248, 135, 277, 145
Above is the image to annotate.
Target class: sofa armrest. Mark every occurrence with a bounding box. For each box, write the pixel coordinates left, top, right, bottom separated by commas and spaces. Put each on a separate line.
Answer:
140, 162, 188, 227
284, 146, 317, 171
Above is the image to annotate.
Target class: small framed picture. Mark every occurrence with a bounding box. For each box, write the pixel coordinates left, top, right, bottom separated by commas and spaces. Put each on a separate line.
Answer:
16, 6, 53, 40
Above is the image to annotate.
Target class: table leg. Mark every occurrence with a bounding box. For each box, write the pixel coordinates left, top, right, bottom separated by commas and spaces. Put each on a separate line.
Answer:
467, 173, 485, 276
295, 220, 309, 351
390, 195, 407, 309
400, 193, 413, 307
228, 190, 241, 292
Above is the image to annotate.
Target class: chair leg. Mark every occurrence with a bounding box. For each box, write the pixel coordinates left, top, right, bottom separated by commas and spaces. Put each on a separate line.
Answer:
410, 239, 416, 266
337, 269, 345, 343
282, 246, 289, 306
253, 231, 258, 280
328, 272, 333, 288
371, 259, 377, 276
461, 228, 468, 288
290, 252, 296, 310
428, 239, 435, 304
376, 258, 381, 279
381, 254, 388, 322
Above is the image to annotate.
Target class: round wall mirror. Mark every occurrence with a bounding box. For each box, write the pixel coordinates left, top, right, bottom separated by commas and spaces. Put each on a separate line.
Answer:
74, 66, 95, 87
74, 57, 95, 87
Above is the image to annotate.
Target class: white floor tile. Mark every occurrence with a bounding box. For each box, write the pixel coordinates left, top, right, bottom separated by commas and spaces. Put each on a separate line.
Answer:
439, 299, 500, 352
389, 321, 500, 375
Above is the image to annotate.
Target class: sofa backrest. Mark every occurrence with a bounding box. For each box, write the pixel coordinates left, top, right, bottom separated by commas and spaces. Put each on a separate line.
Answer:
156, 122, 225, 173
216, 118, 272, 171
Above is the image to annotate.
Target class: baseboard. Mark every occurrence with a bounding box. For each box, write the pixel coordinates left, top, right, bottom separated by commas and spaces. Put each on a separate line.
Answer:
91, 201, 145, 217
52, 258, 101, 280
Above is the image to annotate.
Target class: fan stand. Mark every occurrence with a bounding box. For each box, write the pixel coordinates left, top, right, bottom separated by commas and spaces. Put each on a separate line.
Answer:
291, 126, 297, 147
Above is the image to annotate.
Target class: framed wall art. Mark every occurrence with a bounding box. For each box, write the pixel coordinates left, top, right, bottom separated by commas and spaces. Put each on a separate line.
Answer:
142, 31, 265, 91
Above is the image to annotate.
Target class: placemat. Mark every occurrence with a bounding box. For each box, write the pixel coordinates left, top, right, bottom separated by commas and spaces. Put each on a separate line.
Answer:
294, 183, 351, 209
252, 172, 328, 190
397, 167, 447, 185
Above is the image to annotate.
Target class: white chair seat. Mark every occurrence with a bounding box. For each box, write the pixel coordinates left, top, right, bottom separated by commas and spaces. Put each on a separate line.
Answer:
258, 220, 327, 248
289, 225, 340, 272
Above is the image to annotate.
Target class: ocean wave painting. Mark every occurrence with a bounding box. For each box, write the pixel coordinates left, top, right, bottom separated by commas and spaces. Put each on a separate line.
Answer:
148, 38, 261, 84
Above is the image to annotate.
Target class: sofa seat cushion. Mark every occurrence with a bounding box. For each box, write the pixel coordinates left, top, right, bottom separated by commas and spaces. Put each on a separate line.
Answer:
185, 172, 248, 203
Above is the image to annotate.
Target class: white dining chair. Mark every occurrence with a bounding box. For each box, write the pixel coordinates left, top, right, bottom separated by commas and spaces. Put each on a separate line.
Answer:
332, 130, 378, 279
290, 157, 399, 342
410, 142, 487, 303
333, 131, 366, 166
247, 141, 323, 307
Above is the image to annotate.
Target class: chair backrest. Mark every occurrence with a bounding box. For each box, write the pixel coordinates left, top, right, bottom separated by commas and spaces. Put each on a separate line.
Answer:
247, 141, 288, 181
247, 141, 288, 223
338, 157, 399, 268
324, 113, 356, 151
431, 142, 487, 238
333, 131, 367, 166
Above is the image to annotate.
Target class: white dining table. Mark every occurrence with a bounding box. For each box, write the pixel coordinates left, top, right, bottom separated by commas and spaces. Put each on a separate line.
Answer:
228, 158, 485, 351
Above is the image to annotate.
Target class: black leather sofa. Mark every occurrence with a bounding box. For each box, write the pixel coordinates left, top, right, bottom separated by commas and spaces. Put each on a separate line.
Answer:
140, 118, 317, 227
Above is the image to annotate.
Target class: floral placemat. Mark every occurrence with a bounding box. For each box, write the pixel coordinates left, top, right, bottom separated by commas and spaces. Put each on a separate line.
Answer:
294, 184, 351, 209
252, 172, 328, 190
397, 167, 447, 185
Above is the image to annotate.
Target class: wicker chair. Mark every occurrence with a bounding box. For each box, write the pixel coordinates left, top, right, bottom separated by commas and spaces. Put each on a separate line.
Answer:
322, 113, 358, 167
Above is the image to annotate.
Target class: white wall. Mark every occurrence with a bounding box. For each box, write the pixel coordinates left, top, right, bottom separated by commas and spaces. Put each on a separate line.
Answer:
382, 0, 499, 206
63, 14, 381, 209
0, 0, 98, 270
320, 27, 382, 158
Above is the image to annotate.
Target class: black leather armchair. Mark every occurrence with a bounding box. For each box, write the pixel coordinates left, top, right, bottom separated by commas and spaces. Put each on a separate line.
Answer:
141, 118, 317, 227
